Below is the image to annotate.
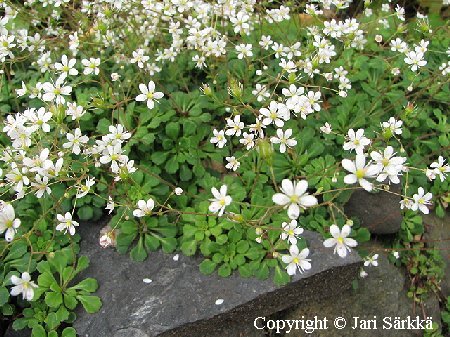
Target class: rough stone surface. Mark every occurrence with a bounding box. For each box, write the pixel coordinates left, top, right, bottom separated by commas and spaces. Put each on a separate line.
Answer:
345, 184, 402, 234
423, 213, 450, 297
73, 221, 361, 337
279, 248, 441, 337
3, 326, 30, 337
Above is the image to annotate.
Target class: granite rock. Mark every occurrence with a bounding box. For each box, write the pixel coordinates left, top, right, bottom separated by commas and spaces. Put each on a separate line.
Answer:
73, 221, 361, 337
280, 247, 441, 337
345, 184, 402, 234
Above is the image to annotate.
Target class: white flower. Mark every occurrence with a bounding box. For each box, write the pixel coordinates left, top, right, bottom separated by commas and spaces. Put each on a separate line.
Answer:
411, 187, 432, 214
429, 156, 450, 182
282, 245, 311, 275
342, 154, 380, 192
272, 179, 318, 219
320, 122, 332, 134
56, 212, 79, 236
10, 272, 38, 301
42, 78, 72, 105
133, 199, 155, 217
225, 156, 240, 171
76, 177, 95, 199
343, 129, 370, 154
364, 254, 379, 267
393, 251, 400, 259
225, 115, 244, 137
235, 43, 253, 59
55, 55, 78, 79
31, 175, 51, 198
105, 196, 115, 214
252, 84, 270, 102
359, 269, 368, 278
381, 117, 403, 135
174, 187, 183, 195
135, 81, 164, 109
210, 129, 227, 148
270, 128, 297, 153
111, 73, 121, 81
259, 101, 289, 128
63, 128, 88, 155
323, 224, 358, 258
370, 146, 406, 184
81, 57, 100, 75
209, 185, 232, 216
0, 202, 21, 242
280, 219, 304, 245
239, 132, 255, 150
404, 51, 427, 72
66, 102, 85, 120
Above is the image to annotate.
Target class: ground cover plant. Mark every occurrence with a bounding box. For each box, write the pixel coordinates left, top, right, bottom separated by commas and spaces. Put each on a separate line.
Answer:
0, 0, 448, 335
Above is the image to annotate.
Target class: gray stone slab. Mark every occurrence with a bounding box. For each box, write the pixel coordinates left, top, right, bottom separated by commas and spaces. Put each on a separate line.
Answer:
345, 184, 403, 234
74, 221, 361, 337
280, 244, 441, 337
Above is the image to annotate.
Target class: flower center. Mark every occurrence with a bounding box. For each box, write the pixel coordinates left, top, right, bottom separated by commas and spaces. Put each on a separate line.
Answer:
293, 257, 299, 264
290, 195, 299, 203
356, 168, 365, 179
337, 237, 344, 244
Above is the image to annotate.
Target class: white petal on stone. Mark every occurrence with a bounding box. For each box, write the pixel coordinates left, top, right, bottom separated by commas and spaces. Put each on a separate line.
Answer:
173, 254, 179, 261
143, 278, 153, 284
215, 299, 224, 305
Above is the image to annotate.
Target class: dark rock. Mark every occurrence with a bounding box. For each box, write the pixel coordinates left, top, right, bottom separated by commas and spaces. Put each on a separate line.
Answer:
345, 184, 402, 234
3, 326, 30, 337
73, 221, 361, 337
423, 213, 450, 297
279, 247, 441, 337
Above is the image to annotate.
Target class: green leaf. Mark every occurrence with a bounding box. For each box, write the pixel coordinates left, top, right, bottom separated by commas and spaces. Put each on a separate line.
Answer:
77, 295, 102, 314
0, 287, 9, 306
274, 266, 290, 286
218, 263, 231, 277
38, 272, 58, 289
130, 236, 148, 262
199, 259, 216, 275
96, 118, 110, 134
151, 152, 167, 165
238, 264, 253, 278
354, 228, 370, 243
180, 240, 197, 256
75, 256, 90, 275
45, 292, 63, 308
63, 294, 78, 310
166, 122, 180, 139
45, 312, 59, 330
236, 241, 249, 254
32, 325, 47, 337
77, 206, 94, 221
70, 278, 98, 293
62, 327, 77, 337
144, 234, 160, 251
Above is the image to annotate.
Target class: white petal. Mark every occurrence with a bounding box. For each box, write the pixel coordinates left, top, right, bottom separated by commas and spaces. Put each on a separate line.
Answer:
272, 193, 290, 206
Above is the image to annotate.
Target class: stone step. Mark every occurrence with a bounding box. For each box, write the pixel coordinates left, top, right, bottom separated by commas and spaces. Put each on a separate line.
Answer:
73, 221, 361, 337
